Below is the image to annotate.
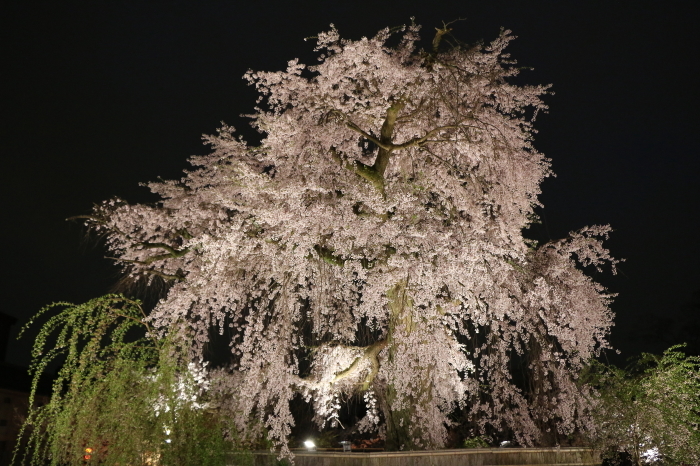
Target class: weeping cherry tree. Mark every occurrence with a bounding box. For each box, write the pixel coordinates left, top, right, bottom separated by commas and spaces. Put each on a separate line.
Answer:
81, 22, 618, 454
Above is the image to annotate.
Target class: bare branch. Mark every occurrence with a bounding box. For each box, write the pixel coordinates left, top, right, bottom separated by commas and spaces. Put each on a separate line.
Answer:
66, 214, 106, 224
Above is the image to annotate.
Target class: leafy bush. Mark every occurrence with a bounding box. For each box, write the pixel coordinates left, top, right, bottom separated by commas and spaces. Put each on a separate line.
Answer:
583, 345, 700, 465
462, 436, 490, 448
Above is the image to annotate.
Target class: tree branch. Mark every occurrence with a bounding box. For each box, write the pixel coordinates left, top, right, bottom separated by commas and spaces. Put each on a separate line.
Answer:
143, 269, 185, 282
293, 340, 388, 393
107, 252, 182, 266
329, 147, 384, 191
424, 23, 453, 71
344, 121, 391, 151
138, 242, 190, 258
392, 120, 474, 150
330, 105, 477, 195
324, 109, 391, 151
328, 102, 405, 191
107, 243, 192, 266
66, 214, 106, 224
373, 101, 405, 177
313, 244, 346, 267
332, 340, 387, 390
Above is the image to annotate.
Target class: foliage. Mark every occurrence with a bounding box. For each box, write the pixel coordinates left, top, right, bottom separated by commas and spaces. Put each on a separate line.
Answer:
14, 295, 249, 466
312, 430, 341, 449
583, 345, 700, 465
462, 436, 490, 448
78, 22, 617, 453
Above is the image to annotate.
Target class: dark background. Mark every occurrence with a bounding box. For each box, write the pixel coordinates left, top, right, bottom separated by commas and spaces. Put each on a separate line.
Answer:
2, 1, 699, 368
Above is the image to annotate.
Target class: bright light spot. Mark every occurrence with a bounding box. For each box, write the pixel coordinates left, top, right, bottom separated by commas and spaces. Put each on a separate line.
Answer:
303, 440, 316, 450
641, 447, 661, 464
165, 439, 172, 444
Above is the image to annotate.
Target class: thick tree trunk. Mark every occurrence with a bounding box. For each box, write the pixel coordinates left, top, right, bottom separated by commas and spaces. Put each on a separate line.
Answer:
382, 280, 421, 450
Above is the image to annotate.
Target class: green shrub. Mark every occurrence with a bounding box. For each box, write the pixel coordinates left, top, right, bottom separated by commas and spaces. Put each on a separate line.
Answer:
583, 345, 700, 466
462, 436, 490, 448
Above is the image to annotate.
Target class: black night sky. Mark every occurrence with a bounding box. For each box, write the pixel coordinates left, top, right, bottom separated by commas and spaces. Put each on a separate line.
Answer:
2, 1, 699, 368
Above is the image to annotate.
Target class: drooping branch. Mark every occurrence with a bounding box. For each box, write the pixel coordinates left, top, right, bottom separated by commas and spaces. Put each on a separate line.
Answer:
391, 122, 470, 150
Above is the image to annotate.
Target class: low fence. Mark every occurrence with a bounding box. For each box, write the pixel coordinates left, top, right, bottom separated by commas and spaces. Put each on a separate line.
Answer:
233, 447, 600, 466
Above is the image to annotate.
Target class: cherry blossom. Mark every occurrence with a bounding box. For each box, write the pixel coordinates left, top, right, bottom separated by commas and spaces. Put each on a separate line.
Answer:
84, 23, 617, 453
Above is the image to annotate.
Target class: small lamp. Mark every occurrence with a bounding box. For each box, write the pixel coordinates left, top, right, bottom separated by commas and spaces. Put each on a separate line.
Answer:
303, 440, 316, 451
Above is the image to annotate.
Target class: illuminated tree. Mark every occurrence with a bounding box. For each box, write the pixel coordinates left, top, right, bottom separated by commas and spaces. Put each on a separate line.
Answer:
585, 346, 700, 465
83, 22, 617, 453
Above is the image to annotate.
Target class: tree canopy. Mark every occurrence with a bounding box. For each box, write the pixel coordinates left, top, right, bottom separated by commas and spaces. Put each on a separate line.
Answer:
82, 22, 618, 453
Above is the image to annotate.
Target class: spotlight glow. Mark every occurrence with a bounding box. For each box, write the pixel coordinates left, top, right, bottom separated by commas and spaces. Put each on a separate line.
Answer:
303, 440, 316, 450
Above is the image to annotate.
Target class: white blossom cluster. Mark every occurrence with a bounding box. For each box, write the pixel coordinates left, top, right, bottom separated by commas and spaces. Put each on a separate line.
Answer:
151, 361, 210, 417
640, 446, 662, 464
356, 390, 380, 433
86, 23, 617, 453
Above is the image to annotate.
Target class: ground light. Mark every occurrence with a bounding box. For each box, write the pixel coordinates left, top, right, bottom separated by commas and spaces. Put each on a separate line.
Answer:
303, 440, 316, 451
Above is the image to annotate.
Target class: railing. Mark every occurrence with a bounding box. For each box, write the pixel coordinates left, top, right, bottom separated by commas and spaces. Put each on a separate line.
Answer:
230, 447, 601, 466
